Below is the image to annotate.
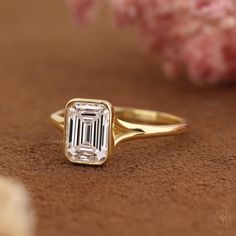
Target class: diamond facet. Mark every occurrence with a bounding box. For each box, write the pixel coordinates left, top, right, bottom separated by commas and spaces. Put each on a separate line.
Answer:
65, 101, 111, 165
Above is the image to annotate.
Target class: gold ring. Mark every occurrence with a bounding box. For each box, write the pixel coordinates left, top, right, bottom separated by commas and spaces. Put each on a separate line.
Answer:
51, 98, 187, 165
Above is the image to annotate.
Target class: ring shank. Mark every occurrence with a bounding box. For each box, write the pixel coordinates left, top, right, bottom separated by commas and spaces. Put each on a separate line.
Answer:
113, 107, 187, 144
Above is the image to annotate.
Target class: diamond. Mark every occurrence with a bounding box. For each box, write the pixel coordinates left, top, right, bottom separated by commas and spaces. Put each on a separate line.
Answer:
65, 100, 111, 165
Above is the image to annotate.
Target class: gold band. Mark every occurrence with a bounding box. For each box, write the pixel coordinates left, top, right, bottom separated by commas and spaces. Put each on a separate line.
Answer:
51, 106, 187, 146
113, 107, 186, 145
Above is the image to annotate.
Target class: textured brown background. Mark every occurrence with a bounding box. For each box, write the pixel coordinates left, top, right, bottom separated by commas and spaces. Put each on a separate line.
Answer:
0, 1, 236, 236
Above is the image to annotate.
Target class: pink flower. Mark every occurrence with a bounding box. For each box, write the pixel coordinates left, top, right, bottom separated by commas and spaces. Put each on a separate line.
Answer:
194, 0, 235, 19
110, 0, 140, 25
68, 0, 236, 85
67, 0, 99, 23
182, 31, 226, 85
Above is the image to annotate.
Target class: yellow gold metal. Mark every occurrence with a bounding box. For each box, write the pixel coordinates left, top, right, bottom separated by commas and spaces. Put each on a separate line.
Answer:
51, 98, 187, 165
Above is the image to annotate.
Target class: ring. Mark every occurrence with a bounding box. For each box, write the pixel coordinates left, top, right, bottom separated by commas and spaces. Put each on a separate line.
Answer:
51, 98, 187, 165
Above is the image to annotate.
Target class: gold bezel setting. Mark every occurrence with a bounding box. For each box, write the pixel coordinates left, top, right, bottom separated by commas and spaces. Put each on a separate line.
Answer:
64, 98, 114, 165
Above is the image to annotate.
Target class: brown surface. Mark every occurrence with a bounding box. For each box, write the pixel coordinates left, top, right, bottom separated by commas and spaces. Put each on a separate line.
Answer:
0, 1, 236, 236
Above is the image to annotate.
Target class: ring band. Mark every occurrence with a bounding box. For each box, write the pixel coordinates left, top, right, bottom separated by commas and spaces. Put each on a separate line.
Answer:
51, 98, 187, 165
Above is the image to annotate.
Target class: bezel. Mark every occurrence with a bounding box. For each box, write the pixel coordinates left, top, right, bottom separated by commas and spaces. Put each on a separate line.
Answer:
64, 98, 114, 165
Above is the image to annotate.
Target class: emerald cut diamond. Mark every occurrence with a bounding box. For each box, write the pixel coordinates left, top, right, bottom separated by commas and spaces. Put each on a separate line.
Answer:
65, 100, 111, 165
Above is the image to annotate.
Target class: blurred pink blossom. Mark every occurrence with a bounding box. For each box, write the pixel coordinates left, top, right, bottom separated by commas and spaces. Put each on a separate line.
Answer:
68, 0, 99, 23
68, 0, 236, 85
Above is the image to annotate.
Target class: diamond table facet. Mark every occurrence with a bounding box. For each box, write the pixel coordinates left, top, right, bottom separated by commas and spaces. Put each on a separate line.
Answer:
65, 101, 111, 164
